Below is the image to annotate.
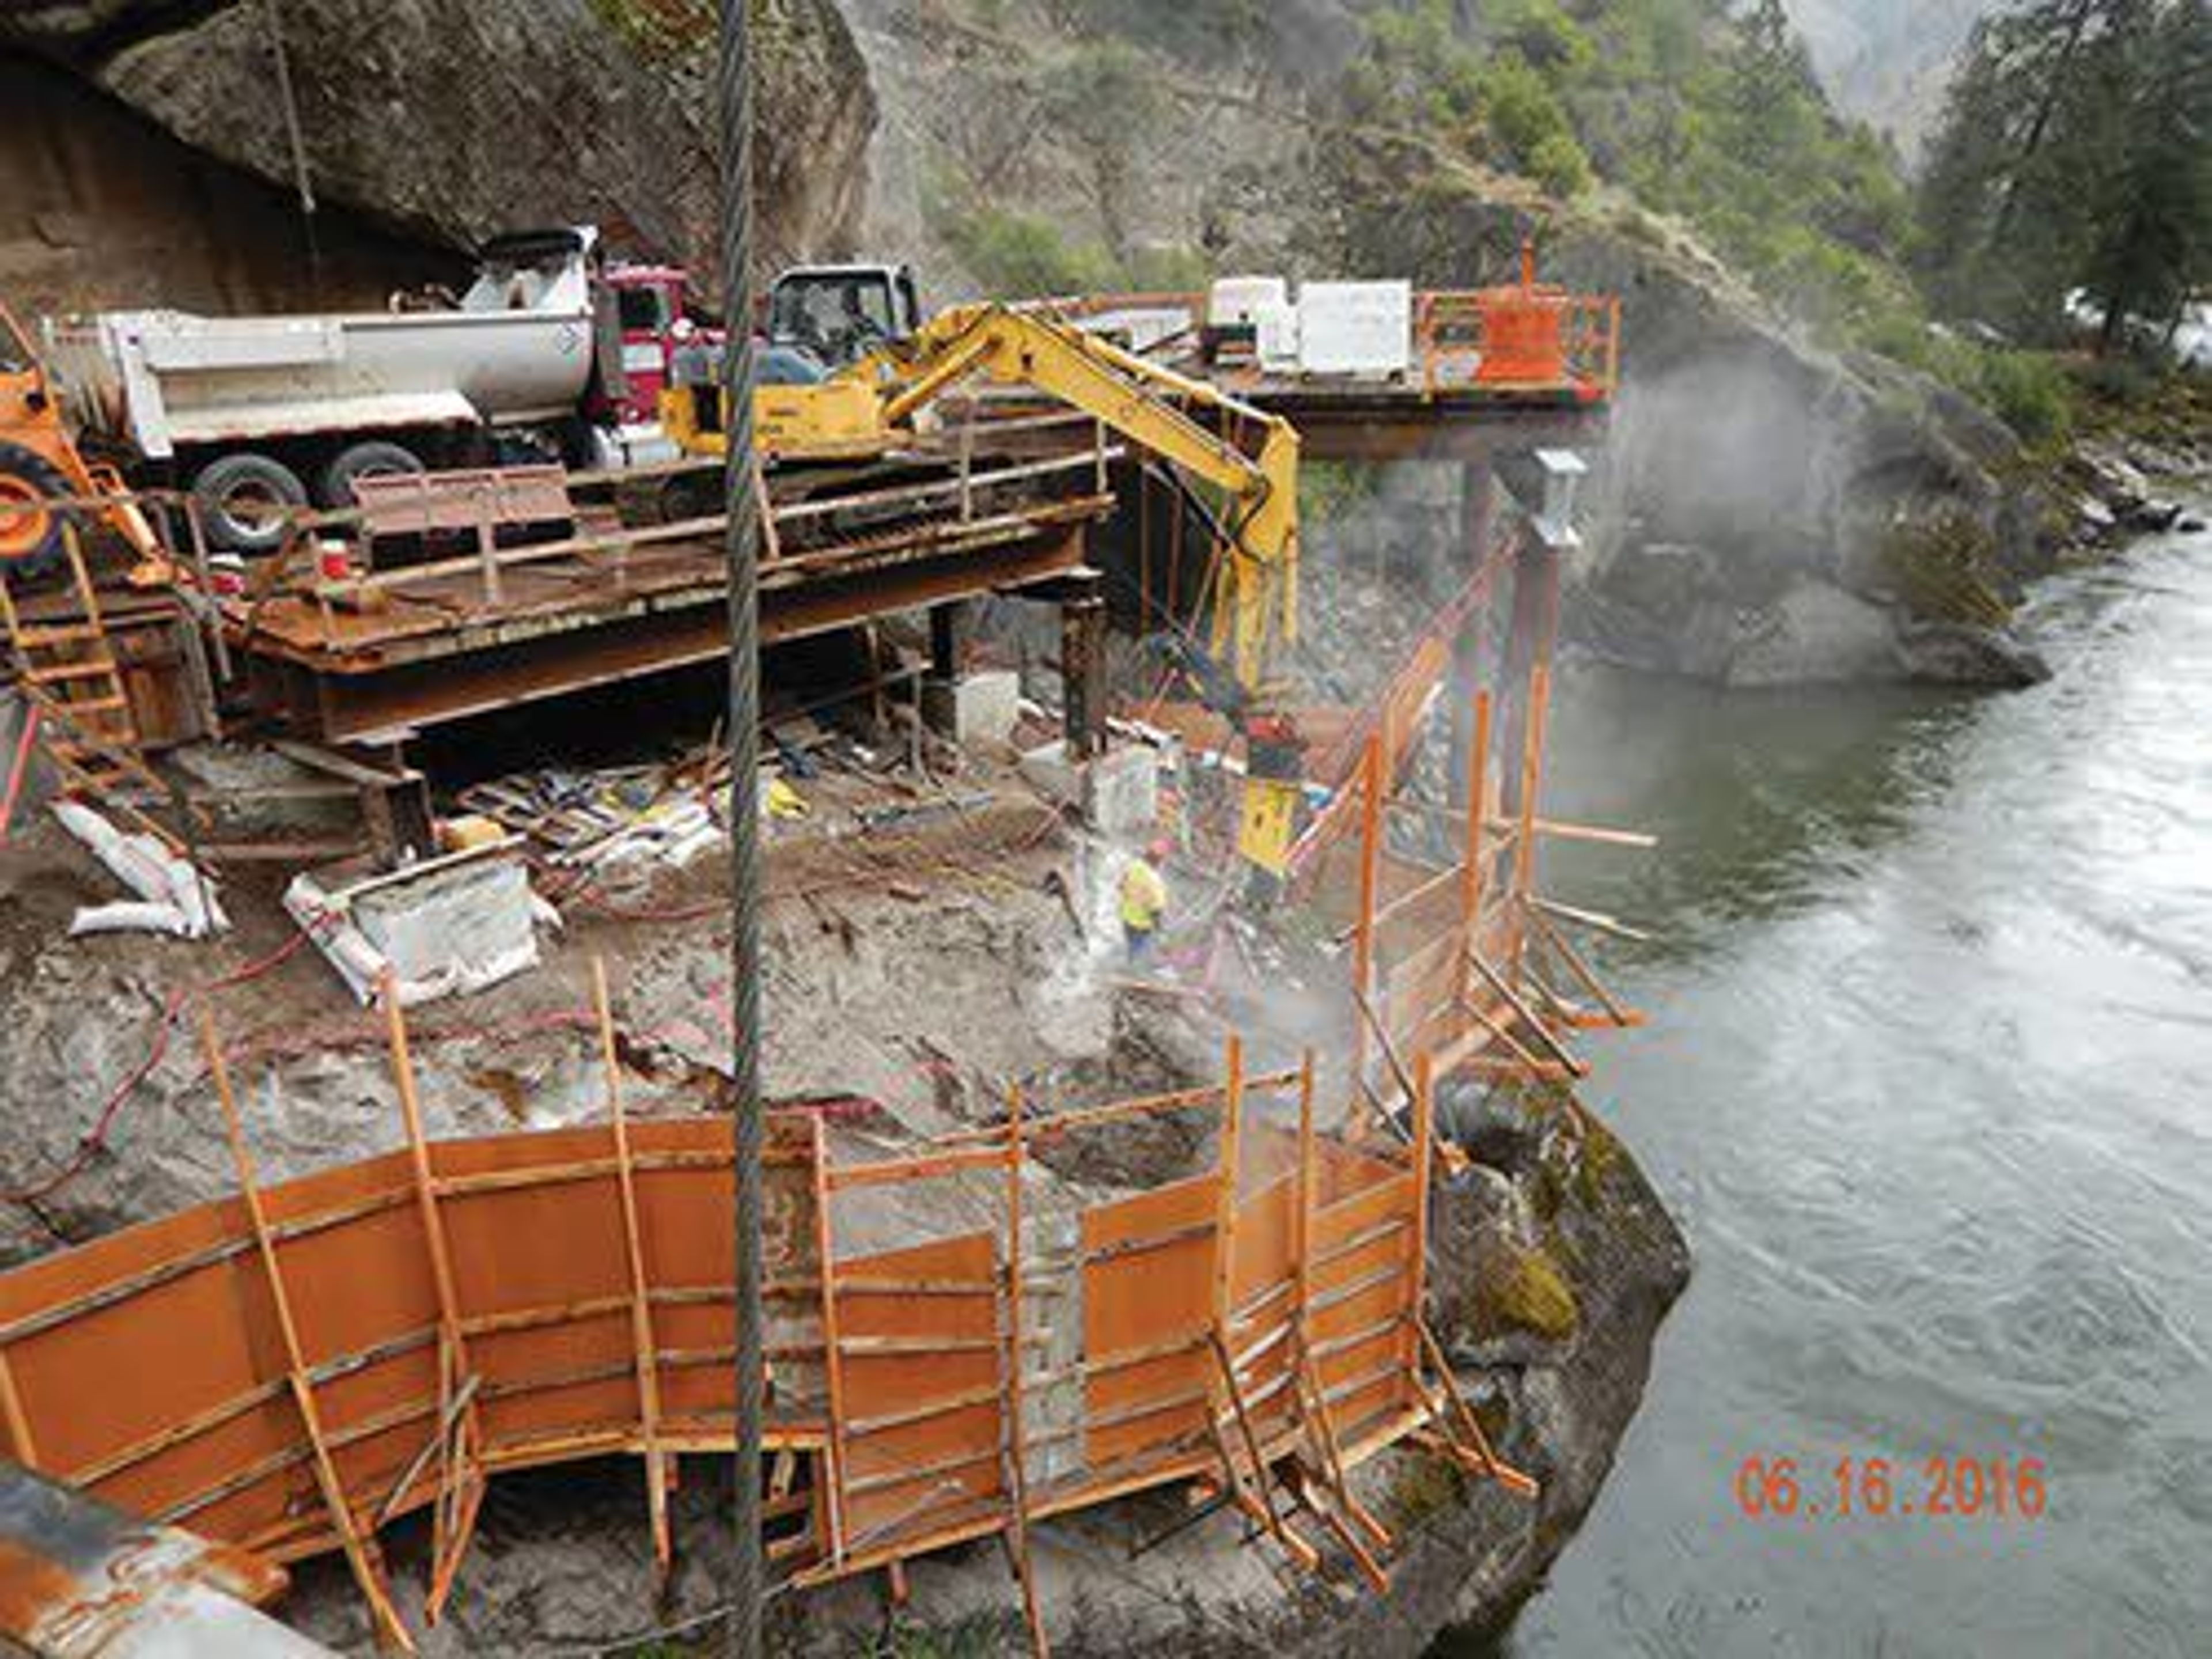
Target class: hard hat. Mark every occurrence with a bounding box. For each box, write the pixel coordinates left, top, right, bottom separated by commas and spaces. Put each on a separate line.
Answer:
671, 316, 698, 341
1147, 838, 1172, 861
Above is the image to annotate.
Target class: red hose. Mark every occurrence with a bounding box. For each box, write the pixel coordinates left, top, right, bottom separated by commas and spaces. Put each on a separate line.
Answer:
1, 932, 309, 1207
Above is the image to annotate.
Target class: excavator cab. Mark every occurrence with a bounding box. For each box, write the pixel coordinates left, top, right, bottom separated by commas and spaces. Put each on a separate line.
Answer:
766, 264, 922, 372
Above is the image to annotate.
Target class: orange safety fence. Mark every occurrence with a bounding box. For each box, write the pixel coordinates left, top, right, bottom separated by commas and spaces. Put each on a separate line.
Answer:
0, 999, 1529, 1651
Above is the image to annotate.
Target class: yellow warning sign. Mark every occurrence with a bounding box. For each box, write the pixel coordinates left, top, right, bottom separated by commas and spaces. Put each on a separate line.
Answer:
1237, 778, 1301, 876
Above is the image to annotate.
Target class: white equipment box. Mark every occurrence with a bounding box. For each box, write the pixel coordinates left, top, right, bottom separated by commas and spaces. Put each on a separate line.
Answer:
1297, 281, 1412, 377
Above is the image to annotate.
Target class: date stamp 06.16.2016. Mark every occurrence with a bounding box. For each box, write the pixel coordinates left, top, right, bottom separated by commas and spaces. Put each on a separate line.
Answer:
1733, 1455, 2048, 1522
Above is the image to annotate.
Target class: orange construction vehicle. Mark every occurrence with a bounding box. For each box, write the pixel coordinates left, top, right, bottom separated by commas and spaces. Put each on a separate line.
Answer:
0, 303, 160, 581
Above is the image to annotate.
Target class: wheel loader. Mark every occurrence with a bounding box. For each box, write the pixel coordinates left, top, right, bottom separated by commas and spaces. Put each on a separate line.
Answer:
0, 303, 158, 582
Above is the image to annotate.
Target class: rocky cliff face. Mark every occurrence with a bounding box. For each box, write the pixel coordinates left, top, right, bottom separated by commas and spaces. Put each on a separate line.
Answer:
1283, 134, 2062, 689
2, 0, 876, 290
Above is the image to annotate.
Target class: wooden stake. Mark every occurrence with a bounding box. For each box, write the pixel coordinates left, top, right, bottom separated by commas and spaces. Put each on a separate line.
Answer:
202, 1009, 414, 1653
593, 958, 671, 1574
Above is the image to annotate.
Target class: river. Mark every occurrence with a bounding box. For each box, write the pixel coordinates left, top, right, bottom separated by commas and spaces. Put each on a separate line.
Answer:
1486, 509, 2212, 1657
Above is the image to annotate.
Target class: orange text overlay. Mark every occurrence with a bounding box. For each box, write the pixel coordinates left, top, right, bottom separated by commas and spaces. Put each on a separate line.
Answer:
1733, 1455, 2048, 1521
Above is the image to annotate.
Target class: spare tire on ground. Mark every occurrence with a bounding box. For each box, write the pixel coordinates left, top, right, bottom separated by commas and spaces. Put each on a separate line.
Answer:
192, 452, 308, 554
0, 440, 72, 580
317, 440, 425, 509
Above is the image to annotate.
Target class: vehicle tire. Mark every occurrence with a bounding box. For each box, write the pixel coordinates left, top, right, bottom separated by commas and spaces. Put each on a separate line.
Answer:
192, 452, 308, 554
317, 440, 425, 508
0, 441, 71, 581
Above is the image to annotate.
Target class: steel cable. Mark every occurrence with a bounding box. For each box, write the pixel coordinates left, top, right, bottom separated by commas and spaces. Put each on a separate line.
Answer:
714, 2, 766, 1653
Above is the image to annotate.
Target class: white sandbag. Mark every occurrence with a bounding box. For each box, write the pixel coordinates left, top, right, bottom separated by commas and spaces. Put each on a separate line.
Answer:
53, 799, 228, 939
69, 900, 195, 938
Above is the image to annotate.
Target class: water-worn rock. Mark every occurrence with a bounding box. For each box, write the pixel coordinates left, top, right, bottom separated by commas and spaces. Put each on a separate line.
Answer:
1895, 619, 2053, 688
1725, 577, 1904, 687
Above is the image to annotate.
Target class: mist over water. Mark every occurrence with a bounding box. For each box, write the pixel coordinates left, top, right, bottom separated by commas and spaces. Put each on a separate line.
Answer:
1476, 507, 2212, 1656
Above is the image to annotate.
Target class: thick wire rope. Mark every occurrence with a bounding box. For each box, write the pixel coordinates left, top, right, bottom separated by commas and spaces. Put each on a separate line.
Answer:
715, 1, 766, 1651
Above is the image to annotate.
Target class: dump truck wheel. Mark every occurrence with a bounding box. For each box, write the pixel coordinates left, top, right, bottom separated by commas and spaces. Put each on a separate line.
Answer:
193, 452, 307, 554
0, 441, 70, 581
318, 440, 425, 508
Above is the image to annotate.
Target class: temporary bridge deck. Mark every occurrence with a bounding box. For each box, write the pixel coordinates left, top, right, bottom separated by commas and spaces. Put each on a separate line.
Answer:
230, 421, 1115, 747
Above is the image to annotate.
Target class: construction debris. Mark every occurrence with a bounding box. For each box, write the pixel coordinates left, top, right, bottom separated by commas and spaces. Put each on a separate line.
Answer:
0, 1460, 327, 1658
52, 797, 226, 939
285, 840, 542, 1007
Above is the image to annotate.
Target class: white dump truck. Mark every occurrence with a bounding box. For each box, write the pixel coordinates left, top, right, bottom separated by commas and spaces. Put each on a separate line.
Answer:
42, 227, 706, 551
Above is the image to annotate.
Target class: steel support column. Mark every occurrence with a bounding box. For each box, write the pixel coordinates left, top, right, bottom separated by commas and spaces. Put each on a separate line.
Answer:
1059, 581, 1107, 760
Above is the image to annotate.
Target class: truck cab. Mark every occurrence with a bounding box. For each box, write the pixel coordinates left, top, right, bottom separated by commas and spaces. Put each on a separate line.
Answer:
766, 264, 922, 371
598, 263, 716, 429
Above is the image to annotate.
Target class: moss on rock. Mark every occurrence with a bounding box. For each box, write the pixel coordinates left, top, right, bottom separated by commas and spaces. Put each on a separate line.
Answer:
1474, 1242, 1582, 1342
1882, 509, 2012, 627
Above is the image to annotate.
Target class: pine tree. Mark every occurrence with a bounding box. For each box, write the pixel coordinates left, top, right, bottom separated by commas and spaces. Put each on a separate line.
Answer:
1916, 0, 2210, 344
2081, 2, 2212, 348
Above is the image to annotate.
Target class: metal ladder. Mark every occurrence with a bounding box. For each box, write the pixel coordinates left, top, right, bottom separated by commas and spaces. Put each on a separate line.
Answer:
0, 525, 179, 847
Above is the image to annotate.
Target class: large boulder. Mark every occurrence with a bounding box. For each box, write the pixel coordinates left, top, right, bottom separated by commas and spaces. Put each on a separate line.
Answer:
2, 0, 875, 285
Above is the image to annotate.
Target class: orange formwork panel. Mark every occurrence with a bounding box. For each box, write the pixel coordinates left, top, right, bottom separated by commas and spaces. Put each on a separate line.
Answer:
0, 1007, 1535, 1650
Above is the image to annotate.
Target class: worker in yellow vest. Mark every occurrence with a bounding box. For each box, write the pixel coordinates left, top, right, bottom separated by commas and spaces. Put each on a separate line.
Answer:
1119, 840, 1171, 966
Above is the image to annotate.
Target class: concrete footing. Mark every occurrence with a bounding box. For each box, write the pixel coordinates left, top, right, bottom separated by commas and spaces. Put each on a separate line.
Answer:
1018, 741, 1159, 836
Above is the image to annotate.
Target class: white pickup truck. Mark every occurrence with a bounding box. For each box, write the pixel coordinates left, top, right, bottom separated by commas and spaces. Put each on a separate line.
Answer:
43, 227, 696, 551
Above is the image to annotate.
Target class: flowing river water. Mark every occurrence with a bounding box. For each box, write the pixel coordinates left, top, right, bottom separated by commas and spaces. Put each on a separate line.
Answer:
1484, 507, 2212, 1657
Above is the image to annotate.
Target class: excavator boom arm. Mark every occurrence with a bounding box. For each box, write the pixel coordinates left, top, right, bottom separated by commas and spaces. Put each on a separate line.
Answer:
866, 305, 1300, 684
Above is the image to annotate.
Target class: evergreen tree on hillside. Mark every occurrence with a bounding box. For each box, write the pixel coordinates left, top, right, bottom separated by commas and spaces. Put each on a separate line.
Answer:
1916, 0, 2209, 345
2081, 2, 2212, 347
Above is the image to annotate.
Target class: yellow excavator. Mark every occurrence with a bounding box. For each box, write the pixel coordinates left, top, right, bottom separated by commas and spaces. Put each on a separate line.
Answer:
662, 300, 1301, 694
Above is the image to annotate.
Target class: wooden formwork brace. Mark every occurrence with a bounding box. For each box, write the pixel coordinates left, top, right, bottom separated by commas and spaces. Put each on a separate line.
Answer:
0, 1351, 37, 1469
997, 1083, 1050, 1659
1454, 689, 1494, 1016
1287, 1053, 1393, 1568
1412, 1316, 1537, 1501
1510, 660, 1552, 968
591, 959, 673, 1574
1205, 1037, 1321, 1575
199, 1009, 415, 1654
1347, 737, 1386, 1139
1463, 944, 1587, 1079
381, 980, 488, 1620
1522, 900, 1644, 1030
809, 1115, 851, 1570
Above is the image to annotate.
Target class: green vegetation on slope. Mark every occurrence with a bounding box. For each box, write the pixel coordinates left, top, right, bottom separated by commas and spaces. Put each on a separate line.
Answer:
1339, 1, 1918, 339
